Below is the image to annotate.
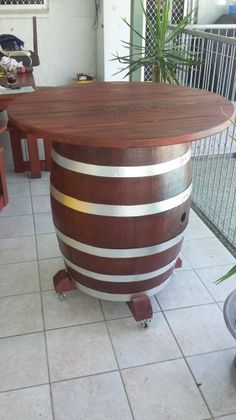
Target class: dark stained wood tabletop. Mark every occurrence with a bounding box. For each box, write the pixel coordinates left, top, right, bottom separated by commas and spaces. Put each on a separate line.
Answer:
7, 82, 235, 148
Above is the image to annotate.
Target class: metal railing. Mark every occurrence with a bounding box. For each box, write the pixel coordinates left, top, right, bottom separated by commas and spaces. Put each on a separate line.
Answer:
176, 26, 236, 255
189, 23, 236, 39
144, 0, 198, 81
176, 26, 236, 100
143, 13, 236, 254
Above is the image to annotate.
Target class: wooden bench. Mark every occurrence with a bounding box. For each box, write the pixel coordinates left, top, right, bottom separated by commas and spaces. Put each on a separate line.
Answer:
8, 122, 52, 178
0, 72, 52, 178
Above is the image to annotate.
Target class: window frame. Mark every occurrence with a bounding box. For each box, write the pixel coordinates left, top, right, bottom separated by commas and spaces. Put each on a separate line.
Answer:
0, 0, 48, 12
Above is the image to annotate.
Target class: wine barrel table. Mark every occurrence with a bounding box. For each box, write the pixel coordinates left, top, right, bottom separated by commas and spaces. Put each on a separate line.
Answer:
8, 82, 235, 324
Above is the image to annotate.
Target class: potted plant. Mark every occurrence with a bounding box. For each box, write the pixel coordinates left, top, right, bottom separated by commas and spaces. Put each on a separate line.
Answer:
112, 0, 200, 83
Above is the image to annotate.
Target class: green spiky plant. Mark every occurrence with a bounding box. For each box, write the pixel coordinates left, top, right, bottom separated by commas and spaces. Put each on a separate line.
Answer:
113, 0, 200, 83
215, 265, 236, 284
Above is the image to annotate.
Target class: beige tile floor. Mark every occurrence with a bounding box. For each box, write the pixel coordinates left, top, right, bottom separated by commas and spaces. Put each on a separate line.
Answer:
1, 132, 236, 420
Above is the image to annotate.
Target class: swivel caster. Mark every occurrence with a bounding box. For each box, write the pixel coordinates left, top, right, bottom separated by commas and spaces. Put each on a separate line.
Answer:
127, 295, 153, 324
59, 293, 66, 301
53, 269, 77, 297
141, 319, 152, 328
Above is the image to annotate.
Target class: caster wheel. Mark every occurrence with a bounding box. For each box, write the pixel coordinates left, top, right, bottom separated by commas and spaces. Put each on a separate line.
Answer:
59, 293, 66, 301
141, 319, 151, 328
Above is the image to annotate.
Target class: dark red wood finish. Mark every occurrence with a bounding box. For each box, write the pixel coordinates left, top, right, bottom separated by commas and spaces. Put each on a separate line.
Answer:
57, 236, 183, 275
65, 265, 174, 294
51, 142, 192, 204
128, 296, 153, 323
0, 73, 51, 178
51, 141, 191, 297
8, 83, 235, 148
6, 83, 235, 315
53, 269, 77, 295
53, 197, 189, 248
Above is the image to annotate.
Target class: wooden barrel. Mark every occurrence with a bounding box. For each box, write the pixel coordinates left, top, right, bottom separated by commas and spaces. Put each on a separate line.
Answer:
50, 141, 192, 302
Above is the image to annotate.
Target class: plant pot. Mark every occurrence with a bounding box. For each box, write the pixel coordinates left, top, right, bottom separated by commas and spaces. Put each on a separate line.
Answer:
223, 289, 236, 370
229, 5, 236, 14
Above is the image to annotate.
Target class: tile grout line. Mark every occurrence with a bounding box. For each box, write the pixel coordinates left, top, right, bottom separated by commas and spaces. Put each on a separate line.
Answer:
158, 299, 214, 419
0, 255, 63, 267
0, 368, 124, 395
98, 299, 136, 420
154, 300, 220, 313
0, 382, 51, 395
0, 209, 51, 219
1, 317, 235, 359
29, 178, 56, 420
214, 413, 236, 419
158, 263, 233, 312
192, 266, 231, 307
0, 296, 235, 357
2, 267, 224, 311
0, 175, 235, 417
0, 290, 43, 300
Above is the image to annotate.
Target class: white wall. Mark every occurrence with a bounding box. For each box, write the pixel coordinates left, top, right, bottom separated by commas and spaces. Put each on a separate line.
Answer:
197, 0, 228, 24
0, 0, 97, 86
96, 0, 104, 81
96, 0, 131, 81
0, 0, 229, 86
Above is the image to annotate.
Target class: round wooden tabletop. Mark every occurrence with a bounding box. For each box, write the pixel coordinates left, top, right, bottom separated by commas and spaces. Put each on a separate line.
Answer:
8, 82, 235, 148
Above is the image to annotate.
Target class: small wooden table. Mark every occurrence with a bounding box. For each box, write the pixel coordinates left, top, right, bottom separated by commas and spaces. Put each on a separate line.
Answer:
8, 82, 235, 324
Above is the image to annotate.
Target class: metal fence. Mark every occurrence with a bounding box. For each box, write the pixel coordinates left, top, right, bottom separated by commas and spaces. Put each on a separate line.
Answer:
176, 26, 236, 255
176, 26, 236, 100
189, 23, 236, 38
143, 1, 236, 254
144, 0, 198, 81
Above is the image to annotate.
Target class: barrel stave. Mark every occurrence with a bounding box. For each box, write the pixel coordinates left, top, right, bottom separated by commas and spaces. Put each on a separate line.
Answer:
51, 197, 190, 248
50, 142, 192, 301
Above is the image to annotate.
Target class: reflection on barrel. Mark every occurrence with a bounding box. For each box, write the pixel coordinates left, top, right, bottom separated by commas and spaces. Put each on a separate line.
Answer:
50, 142, 192, 302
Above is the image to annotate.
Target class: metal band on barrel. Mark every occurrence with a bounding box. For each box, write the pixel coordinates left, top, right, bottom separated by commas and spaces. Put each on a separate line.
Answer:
56, 227, 185, 258
51, 148, 191, 178
51, 184, 192, 217
71, 275, 173, 302
63, 256, 176, 282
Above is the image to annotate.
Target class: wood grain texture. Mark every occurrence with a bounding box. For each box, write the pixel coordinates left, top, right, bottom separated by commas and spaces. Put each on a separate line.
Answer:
8, 82, 235, 148
58, 238, 183, 275
50, 143, 191, 249
6, 82, 234, 302
51, 142, 192, 204
52, 196, 190, 248
50, 142, 191, 298
65, 265, 173, 294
